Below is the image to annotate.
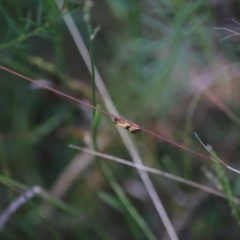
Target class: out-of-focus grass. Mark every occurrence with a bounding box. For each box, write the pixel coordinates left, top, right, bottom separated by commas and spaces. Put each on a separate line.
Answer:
1, 0, 240, 239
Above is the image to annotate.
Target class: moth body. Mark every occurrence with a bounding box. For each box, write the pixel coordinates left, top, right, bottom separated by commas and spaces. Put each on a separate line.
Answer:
112, 117, 141, 134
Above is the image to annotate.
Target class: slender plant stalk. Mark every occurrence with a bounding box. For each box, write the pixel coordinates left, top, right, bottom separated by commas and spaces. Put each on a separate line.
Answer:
3, 63, 240, 176
101, 163, 157, 240
89, 37, 98, 150
213, 158, 240, 225
182, 93, 201, 177
196, 135, 240, 224
83, 2, 156, 239
69, 145, 240, 205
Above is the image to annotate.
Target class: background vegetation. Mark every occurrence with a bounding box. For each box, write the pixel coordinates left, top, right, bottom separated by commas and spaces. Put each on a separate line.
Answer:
1, 0, 240, 239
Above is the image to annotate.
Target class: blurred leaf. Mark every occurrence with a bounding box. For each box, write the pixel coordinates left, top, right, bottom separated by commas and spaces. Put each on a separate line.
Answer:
29, 113, 64, 144
91, 106, 101, 130
98, 191, 124, 212
233, 177, 240, 197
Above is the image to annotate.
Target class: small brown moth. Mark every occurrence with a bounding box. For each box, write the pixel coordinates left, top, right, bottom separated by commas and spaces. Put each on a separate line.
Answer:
112, 116, 141, 133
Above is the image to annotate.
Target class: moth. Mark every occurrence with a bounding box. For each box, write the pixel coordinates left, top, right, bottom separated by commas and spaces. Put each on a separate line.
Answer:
112, 116, 141, 134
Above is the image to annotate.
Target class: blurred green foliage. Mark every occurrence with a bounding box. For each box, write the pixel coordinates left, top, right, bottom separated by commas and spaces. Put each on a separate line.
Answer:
1, 0, 240, 239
